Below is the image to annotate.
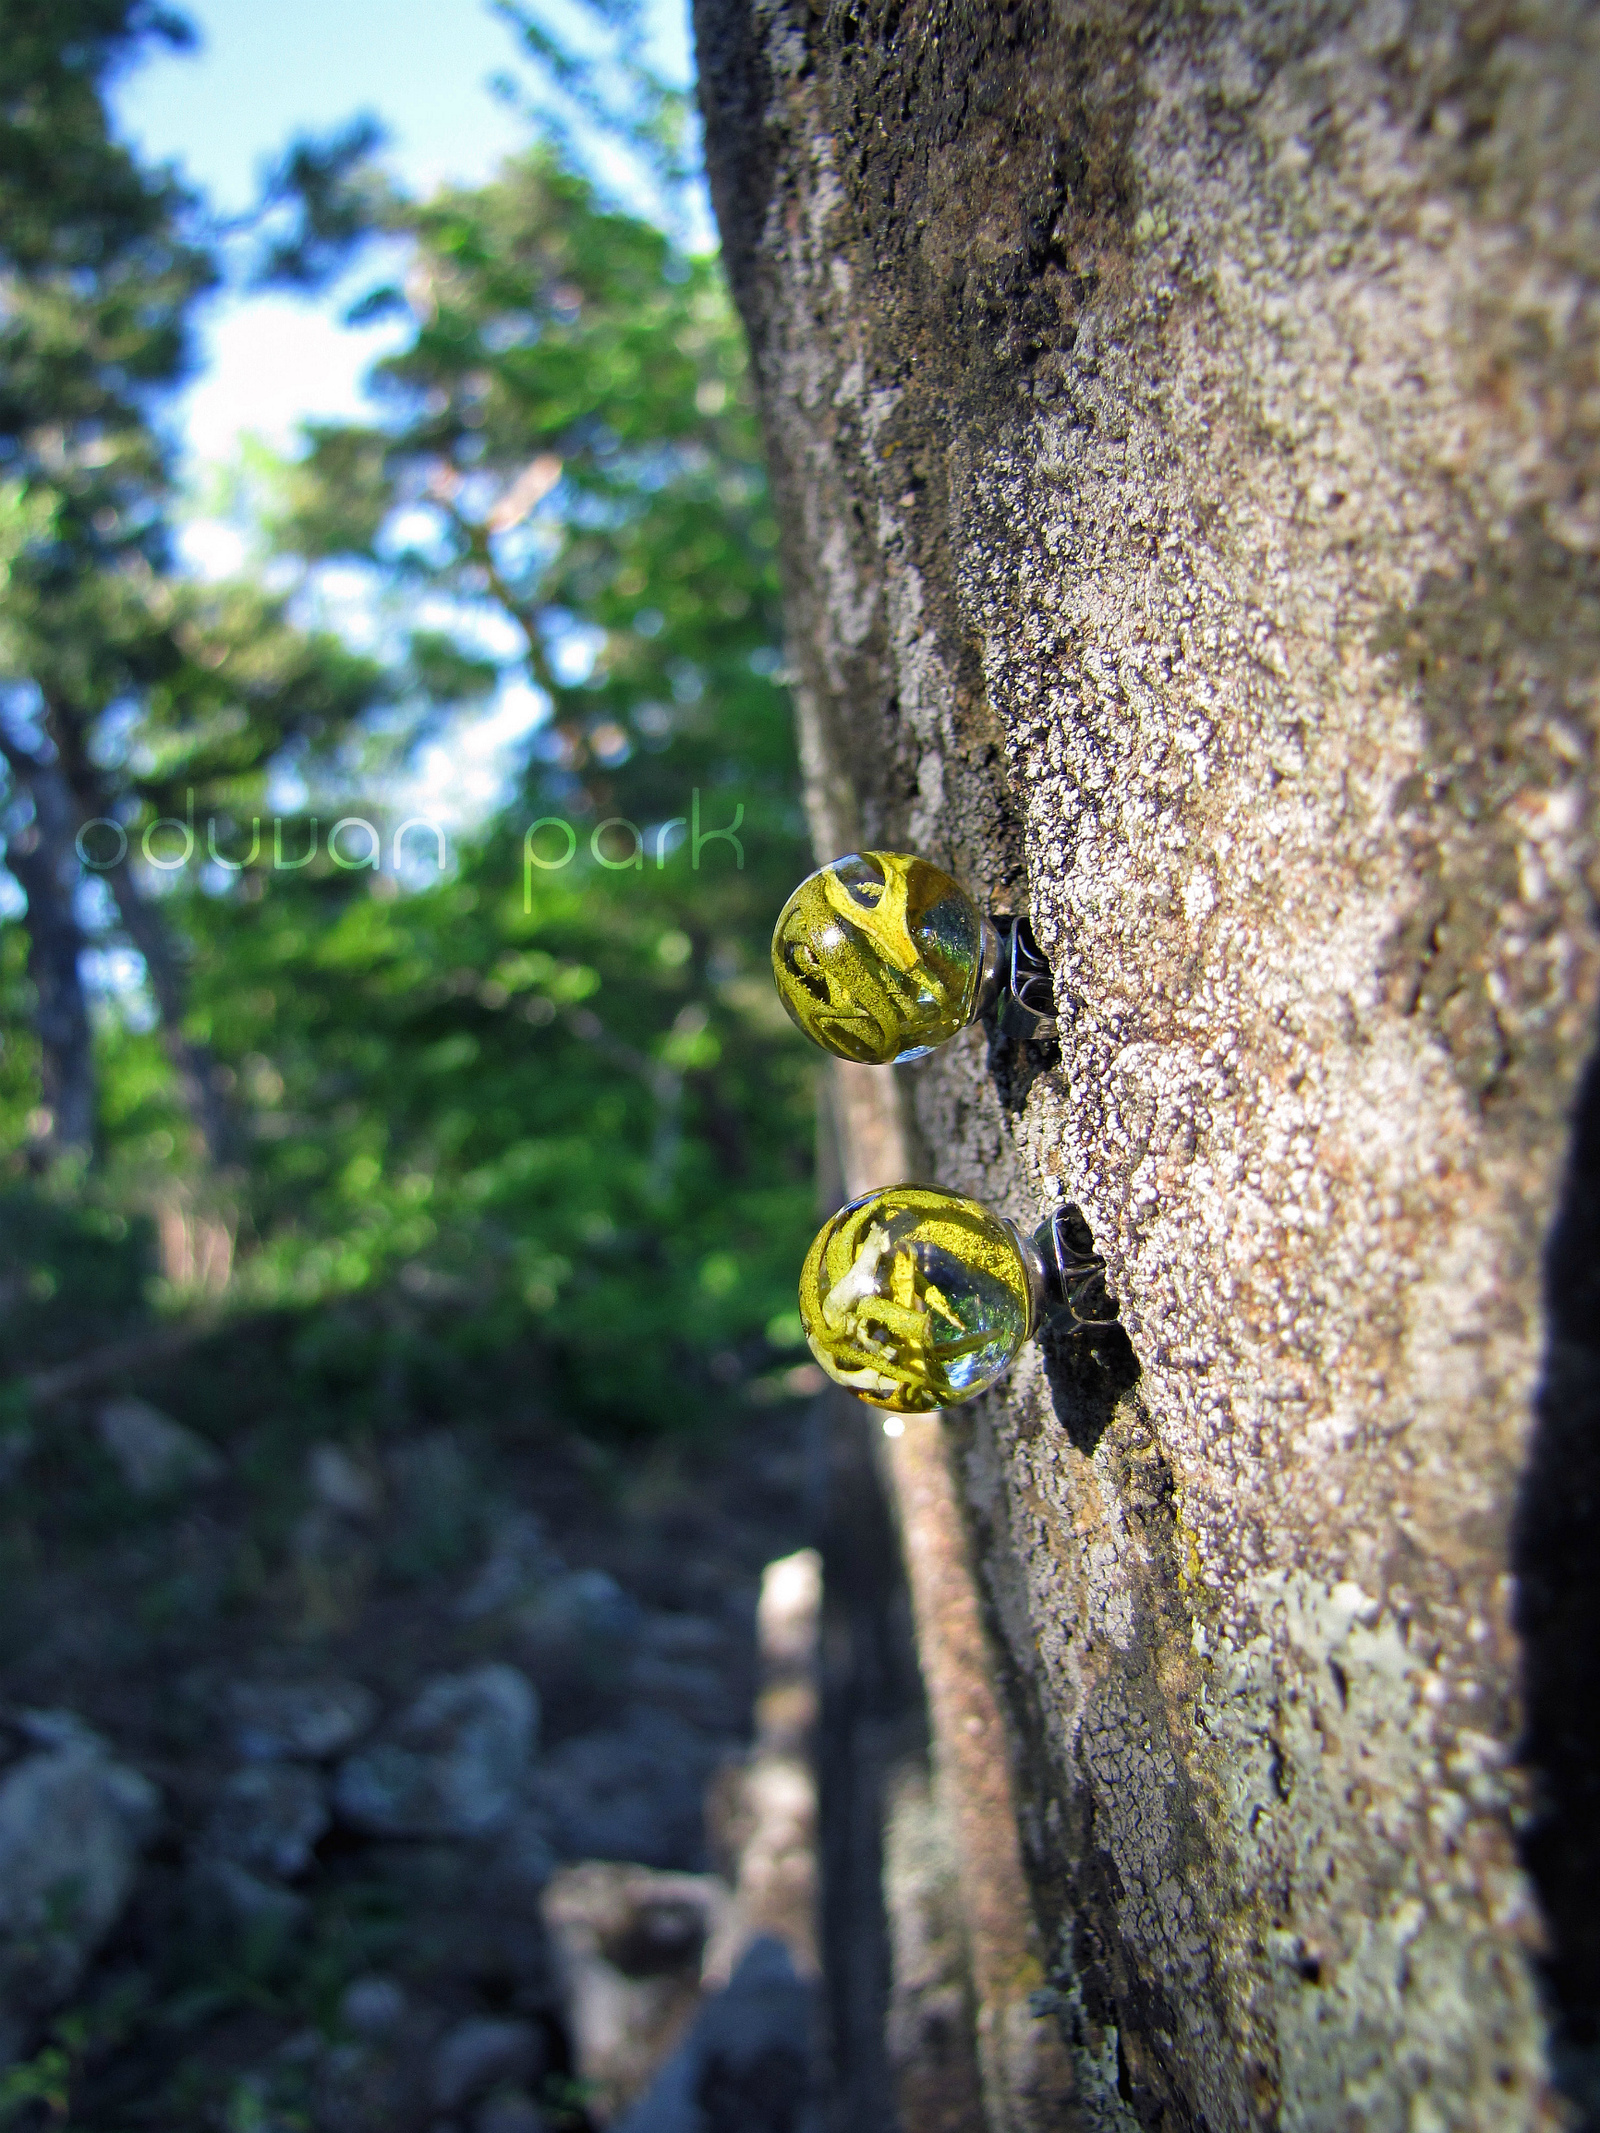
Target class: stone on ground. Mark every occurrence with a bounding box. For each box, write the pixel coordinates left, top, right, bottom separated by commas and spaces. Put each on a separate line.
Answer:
0, 1712, 160, 2060
611, 1936, 822, 2133
338, 1974, 408, 2040
541, 1861, 731, 2126
95, 1396, 223, 1495
230, 1676, 379, 1763
533, 1707, 726, 1869
334, 1664, 538, 1837
307, 1442, 383, 1521
514, 1567, 639, 1668
429, 2015, 544, 2113
187, 1856, 308, 1946
474, 2094, 545, 2133
455, 1512, 562, 1621
201, 1762, 330, 1879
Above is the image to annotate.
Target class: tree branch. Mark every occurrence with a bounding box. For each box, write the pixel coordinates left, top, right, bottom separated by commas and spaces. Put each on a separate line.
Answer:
18, 1306, 229, 1405
442, 499, 572, 710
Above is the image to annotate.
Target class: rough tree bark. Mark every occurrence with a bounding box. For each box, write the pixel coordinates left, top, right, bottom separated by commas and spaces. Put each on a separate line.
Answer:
695, 3, 1600, 2128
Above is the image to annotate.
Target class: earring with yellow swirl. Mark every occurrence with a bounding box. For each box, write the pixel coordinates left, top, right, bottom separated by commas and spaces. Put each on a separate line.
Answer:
798, 1185, 1115, 1413
770, 851, 1055, 1065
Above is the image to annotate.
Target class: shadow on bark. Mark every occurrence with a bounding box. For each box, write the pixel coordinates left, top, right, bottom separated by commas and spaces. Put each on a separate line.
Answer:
1037, 1314, 1141, 1458
982, 1025, 1060, 1111
1030, 1195, 1141, 1456
982, 1026, 1145, 1447
1516, 1022, 1600, 2132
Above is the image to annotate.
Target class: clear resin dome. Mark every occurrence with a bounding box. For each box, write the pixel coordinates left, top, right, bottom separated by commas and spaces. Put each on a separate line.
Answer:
798, 1184, 1031, 1412
771, 852, 984, 1065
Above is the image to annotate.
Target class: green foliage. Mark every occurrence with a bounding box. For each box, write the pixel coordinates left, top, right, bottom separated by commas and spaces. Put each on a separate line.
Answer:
0, 0, 208, 455
0, 2039, 71, 2126
0, 9, 817, 1441
175, 146, 814, 1431
0, 923, 41, 1140
0, 1980, 148, 2128
0, 1183, 152, 1374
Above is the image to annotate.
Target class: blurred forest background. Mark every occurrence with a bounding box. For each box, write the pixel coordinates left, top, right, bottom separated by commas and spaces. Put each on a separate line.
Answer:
0, 6, 834, 2124
0, 0, 818, 1448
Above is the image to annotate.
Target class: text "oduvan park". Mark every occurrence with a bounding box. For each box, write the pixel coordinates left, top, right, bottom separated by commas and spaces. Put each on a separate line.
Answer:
73, 789, 749, 912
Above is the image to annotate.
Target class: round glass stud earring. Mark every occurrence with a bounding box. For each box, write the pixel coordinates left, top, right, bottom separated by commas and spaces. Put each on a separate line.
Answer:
797, 1184, 1115, 1413
770, 851, 1056, 1066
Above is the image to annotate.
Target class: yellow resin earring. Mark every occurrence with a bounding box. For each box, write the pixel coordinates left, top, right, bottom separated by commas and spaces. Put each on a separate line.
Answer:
770, 851, 1055, 1065
798, 1185, 1114, 1413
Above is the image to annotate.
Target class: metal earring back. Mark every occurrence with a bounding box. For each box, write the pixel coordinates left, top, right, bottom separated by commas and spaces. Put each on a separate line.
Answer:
974, 912, 1057, 1043
1014, 1202, 1119, 1336
771, 851, 1056, 1065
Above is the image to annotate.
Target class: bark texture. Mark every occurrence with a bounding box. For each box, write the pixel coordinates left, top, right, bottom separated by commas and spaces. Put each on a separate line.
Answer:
694, 2, 1600, 2127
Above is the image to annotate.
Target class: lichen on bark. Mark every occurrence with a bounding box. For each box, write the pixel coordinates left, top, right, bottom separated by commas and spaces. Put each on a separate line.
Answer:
696, 0, 1600, 2124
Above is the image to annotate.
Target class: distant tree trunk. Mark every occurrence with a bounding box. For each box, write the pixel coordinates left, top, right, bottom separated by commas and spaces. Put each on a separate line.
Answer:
0, 731, 96, 1158
42, 695, 236, 1170
696, 3, 1600, 2128
94, 859, 236, 1171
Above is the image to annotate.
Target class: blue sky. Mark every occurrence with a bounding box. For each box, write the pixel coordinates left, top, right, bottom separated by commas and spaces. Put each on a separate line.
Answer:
101, 0, 704, 823
114, 0, 540, 212
110, 0, 699, 466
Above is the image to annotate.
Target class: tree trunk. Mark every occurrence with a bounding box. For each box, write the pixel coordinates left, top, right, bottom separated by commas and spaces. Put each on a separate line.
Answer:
93, 858, 236, 1171
42, 697, 236, 1170
695, 3, 1600, 2127
0, 733, 96, 1158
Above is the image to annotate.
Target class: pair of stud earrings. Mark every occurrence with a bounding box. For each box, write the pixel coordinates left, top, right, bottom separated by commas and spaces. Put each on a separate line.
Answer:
770, 851, 1114, 1415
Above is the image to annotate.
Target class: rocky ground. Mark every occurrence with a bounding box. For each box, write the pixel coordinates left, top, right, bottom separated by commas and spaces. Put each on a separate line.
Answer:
0, 1371, 830, 2131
